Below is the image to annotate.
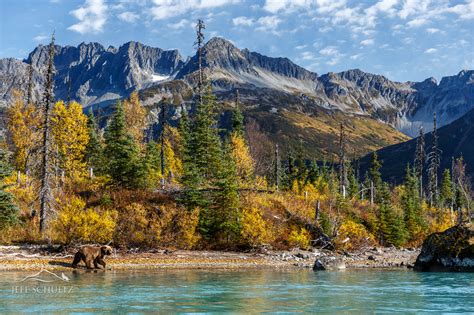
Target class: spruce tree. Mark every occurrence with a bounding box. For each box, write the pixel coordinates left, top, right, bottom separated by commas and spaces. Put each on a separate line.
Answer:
347, 163, 360, 199
0, 149, 18, 229
193, 85, 223, 182
211, 141, 240, 242
145, 140, 161, 185
369, 152, 383, 203
379, 183, 406, 246
231, 89, 244, 136
104, 101, 145, 188
402, 165, 424, 241
84, 110, 103, 175
440, 169, 454, 209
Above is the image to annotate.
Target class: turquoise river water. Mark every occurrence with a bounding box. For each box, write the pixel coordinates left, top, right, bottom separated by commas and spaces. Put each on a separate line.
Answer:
0, 269, 473, 313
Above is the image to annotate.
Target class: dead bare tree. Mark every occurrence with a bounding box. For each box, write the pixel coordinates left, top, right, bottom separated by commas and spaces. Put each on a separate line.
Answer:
39, 32, 55, 234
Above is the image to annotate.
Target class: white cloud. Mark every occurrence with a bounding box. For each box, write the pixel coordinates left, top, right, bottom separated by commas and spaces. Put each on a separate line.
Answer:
360, 39, 374, 46
150, 0, 239, 20
232, 16, 254, 26
118, 11, 139, 23
426, 27, 440, 33
263, 0, 313, 13
295, 44, 307, 50
327, 57, 340, 66
167, 18, 190, 30
350, 53, 362, 60
424, 48, 437, 54
301, 51, 316, 60
318, 26, 332, 33
444, 0, 474, 20
68, 0, 107, 34
406, 17, 428, 28
319, 46, 338, 56
33, 35, 48, 42
256, 15, 282, 33
399, 0, 430, 19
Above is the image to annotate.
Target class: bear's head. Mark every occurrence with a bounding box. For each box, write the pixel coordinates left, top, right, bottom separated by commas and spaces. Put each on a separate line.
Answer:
101, 245, 113, 256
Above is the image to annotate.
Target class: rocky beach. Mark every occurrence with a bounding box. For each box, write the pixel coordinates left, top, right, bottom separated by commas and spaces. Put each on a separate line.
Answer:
0, 245, 419, 271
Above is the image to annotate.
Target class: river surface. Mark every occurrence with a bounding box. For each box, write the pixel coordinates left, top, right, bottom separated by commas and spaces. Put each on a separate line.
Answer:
1, 269, 473, 313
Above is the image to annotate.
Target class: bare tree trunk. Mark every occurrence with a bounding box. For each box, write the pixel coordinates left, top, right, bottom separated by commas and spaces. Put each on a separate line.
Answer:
160, 101, 166, 190
39, 33, 55, 234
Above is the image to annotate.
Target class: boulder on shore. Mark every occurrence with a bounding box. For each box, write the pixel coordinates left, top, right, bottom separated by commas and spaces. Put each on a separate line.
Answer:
414, 223, 474, 272
313, 257, 346, 271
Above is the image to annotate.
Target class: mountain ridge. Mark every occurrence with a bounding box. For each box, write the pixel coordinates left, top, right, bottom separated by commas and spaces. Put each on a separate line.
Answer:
0, 37, 472, 159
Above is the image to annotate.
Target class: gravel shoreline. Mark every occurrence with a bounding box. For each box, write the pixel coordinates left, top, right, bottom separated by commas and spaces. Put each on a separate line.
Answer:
0, 246, 420, 271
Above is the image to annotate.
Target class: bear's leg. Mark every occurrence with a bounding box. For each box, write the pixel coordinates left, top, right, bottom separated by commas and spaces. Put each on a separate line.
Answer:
85, 258, 95, 269
72, 252, 82, 268
97, 258, 106, 269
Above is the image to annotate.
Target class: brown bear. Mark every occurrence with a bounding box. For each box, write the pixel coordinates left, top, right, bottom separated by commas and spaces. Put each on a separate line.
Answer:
72, 245, 113, 269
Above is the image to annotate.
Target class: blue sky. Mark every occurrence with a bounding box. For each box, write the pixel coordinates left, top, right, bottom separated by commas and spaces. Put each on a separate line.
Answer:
0, 0, 472, 82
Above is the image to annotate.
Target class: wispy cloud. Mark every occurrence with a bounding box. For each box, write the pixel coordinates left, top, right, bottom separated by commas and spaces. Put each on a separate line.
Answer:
167, 18, 191, 30
33, 35, 48, 42
68, 0, 107, 34
150, 0, 239, 20
255, 15, 281, 34
360, 39, 375, 46
118, 11, 139, 23
232, 16, 254, 26
426, 27, 440, 33
424, 48, 437, 54
319, 45, 344, 65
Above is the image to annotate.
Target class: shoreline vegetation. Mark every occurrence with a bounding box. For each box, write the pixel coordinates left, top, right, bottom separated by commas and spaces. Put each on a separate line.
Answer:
0, 22, 471, 263
0, 246, 419, 271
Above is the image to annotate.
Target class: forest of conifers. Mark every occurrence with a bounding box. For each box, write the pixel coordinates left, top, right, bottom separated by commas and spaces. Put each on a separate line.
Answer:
0, 28, 471, 251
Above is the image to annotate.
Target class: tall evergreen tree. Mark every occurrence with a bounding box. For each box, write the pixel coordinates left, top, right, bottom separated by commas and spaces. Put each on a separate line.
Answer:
402, 165, 424, 241
39, 32, 55, 233
347, 162, 360, 199
440, 168, 454, 209
231, 89, 244, 136
192, 85, 223, 182
104, 101, 145, 188
379, 182, 406, 246
210, 141, 240, 242
84, 110, 103, 175
369, 152, 383, 203
0, 148, 19, 229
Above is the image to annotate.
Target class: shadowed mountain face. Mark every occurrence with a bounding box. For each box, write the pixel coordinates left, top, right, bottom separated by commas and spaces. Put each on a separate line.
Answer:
359, 109, 474, 185
0, 37, 472, 158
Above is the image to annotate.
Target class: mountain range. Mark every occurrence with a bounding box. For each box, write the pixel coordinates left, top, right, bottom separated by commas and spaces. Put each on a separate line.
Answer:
0, 37, 472, 160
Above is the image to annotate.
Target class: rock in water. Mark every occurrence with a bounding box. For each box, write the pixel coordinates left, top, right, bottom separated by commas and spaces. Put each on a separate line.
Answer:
414, 223, 474, 272
313, 257, 346, 271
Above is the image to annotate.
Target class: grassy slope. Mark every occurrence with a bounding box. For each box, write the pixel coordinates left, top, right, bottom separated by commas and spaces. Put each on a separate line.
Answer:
251, 109, 410, 160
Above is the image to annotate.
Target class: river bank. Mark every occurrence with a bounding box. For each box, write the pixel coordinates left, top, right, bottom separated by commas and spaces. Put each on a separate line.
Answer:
0, 245, 420, 271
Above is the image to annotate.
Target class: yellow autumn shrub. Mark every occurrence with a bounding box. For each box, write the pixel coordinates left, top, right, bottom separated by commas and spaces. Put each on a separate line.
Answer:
335, 219, 375, 250
115, 202, 162, 247
176, 207, 201, 249
241, 207, 273, 247
288, 227, 311, 250
53, 197, 116, 244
